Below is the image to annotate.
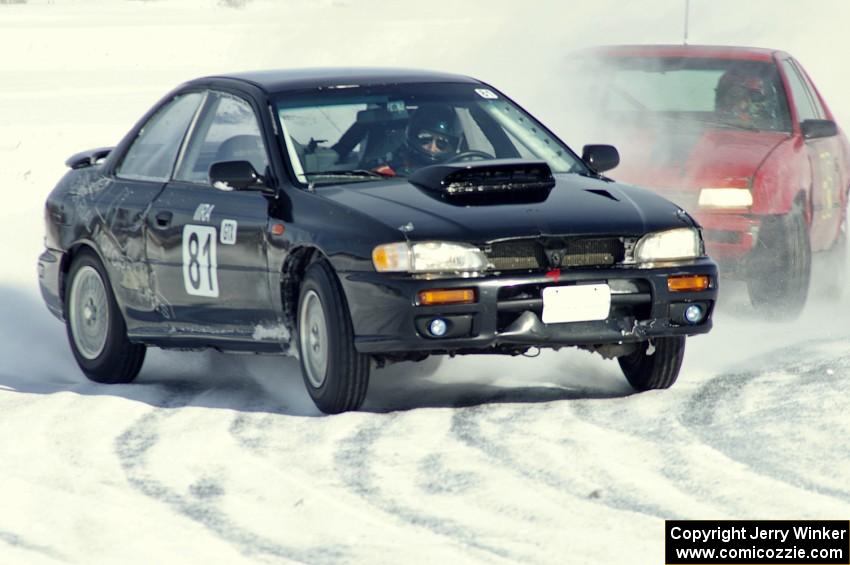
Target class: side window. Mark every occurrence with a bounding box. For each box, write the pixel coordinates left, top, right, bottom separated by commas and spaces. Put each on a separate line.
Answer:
780, 60, 819, 122
791, 60, 826, 119
117, 92, 203, 181
175, 92, 269, 184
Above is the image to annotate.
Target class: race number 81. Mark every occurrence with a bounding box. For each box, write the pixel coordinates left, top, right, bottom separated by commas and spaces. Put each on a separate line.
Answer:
182, 225, 219, 297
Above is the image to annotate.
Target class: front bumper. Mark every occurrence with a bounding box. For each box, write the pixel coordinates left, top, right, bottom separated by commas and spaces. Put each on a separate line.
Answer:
694, 212, 760, 263
340, 259, 718, 354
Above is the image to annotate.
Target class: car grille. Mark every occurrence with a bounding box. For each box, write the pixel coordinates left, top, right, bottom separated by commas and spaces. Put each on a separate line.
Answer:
485, 240, 544, 270
560, 238, 622, 267
484, 237, 627, 271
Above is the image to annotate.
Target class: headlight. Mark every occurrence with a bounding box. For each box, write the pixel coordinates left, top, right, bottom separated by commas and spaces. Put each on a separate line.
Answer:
372, 241, 488, 273
634, 228, 702, 263
698, 188, 753, 208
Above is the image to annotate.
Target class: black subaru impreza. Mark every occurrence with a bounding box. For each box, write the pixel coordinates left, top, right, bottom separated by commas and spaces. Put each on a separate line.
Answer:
38, 68, 717, 413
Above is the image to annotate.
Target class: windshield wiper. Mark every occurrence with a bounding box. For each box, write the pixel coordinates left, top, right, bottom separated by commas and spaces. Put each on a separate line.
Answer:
640, 113, 762, 132
305, 169, 393, 181
303, 169, 397, 188
712, 119, 761, 132
684, 115, 761, 132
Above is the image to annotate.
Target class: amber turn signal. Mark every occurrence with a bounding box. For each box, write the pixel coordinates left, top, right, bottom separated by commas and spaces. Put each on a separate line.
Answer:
417, 288, 476, 306
667, 275, 710, 292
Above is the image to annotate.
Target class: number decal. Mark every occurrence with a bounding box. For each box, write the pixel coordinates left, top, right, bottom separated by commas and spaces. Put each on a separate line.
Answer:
220, 219, 238, 245
474, 88, 499, 99
182, 225, 218, 297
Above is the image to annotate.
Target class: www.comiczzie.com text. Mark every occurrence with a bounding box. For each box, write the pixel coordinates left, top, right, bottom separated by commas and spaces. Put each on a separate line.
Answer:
665, 520, 849, 564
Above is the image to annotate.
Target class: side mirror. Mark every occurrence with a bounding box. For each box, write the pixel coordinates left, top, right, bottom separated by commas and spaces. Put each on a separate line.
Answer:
801, 119, 838, 139
581, 144, 620, 174
209, 160, 268, 191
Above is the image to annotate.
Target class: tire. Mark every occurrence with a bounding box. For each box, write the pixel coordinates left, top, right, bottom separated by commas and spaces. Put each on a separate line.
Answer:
617, 336, 685, 391
297, 261, 370, 414
64, 250, 146, 384
747, 209, 811, 319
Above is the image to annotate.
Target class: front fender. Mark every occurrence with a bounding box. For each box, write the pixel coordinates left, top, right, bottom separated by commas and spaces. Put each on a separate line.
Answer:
751, 136, 810, 216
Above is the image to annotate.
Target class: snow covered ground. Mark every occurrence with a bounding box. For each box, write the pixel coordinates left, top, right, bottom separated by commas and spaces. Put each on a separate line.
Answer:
1, 1, 850, 563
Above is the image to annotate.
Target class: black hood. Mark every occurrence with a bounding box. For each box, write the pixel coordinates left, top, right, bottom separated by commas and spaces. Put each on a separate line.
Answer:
316, 172, 694, 243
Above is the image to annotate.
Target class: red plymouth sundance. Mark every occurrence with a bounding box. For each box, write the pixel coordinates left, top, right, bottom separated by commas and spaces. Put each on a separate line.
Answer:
565, 45, 850, 317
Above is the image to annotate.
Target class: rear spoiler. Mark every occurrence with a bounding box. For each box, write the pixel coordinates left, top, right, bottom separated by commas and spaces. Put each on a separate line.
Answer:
65, 147, 113, 169
408, 159, 555, 205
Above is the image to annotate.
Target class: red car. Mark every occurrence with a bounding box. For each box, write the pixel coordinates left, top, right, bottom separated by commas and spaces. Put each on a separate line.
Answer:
564, 45, 849, 316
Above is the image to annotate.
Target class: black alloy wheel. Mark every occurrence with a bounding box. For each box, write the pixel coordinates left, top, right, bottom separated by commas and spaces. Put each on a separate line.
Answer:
65, 250, 146, 384
297, 261, 370, 414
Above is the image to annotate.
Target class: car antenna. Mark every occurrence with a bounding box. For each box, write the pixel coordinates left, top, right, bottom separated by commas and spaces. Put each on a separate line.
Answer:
683, 0, 690, 45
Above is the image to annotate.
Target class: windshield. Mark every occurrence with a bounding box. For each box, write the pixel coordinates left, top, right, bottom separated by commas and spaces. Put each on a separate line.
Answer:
274, 82, 584, 185
570, 56, 792, 132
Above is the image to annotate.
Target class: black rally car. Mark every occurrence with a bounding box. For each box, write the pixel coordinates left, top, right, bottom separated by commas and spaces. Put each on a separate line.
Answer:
38, 68, 718, 413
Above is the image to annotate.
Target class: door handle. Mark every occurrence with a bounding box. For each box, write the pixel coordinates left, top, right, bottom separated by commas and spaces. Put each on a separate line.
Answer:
155, 211, 173, 227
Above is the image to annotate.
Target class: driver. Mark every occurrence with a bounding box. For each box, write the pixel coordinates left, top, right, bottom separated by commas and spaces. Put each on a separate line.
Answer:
714, 70, 772, 127
372, 104, 462, 176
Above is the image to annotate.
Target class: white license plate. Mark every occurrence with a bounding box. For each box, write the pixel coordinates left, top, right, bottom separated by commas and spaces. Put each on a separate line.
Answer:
541, 284, 611, 324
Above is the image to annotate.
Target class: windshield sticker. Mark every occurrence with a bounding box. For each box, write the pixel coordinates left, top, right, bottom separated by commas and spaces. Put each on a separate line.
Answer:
475, 88, 499, 99
387, 100, 406, 113
220, 219, 238, 245
193, 203, 215, 223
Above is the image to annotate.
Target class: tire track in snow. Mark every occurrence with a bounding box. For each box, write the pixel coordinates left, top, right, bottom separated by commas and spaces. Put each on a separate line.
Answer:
228, 408, 286, 453
0, 529, 66, 562
450, 402, 675, 519
681, 341, 850, 506
113, 382, 345, 565
568, 393, 754, 517
228, 409, 500, 562
333, 413, 515, 563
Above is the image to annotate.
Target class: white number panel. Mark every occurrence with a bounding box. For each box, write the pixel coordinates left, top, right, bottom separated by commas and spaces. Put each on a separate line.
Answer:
182, 225, 219, 297
541, 284, 611, 324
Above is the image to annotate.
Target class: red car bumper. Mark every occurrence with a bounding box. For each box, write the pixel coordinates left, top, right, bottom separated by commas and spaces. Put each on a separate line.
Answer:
695, 212, 761, 261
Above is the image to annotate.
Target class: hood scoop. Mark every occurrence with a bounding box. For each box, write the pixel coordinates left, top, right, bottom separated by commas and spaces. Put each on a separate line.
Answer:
408, 159, 555, 206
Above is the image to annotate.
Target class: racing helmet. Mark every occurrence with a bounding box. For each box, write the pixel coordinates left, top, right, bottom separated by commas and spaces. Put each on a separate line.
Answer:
405, 104, 462, 163
715, 70, 767, 116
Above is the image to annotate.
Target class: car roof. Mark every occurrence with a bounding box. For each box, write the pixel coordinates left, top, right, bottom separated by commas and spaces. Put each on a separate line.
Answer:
579, 44, 787, 62
194, 67, 482, 93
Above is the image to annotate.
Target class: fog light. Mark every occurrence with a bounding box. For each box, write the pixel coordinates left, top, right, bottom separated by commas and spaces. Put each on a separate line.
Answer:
429, 318, 448, 337
684, 304, 704, 324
